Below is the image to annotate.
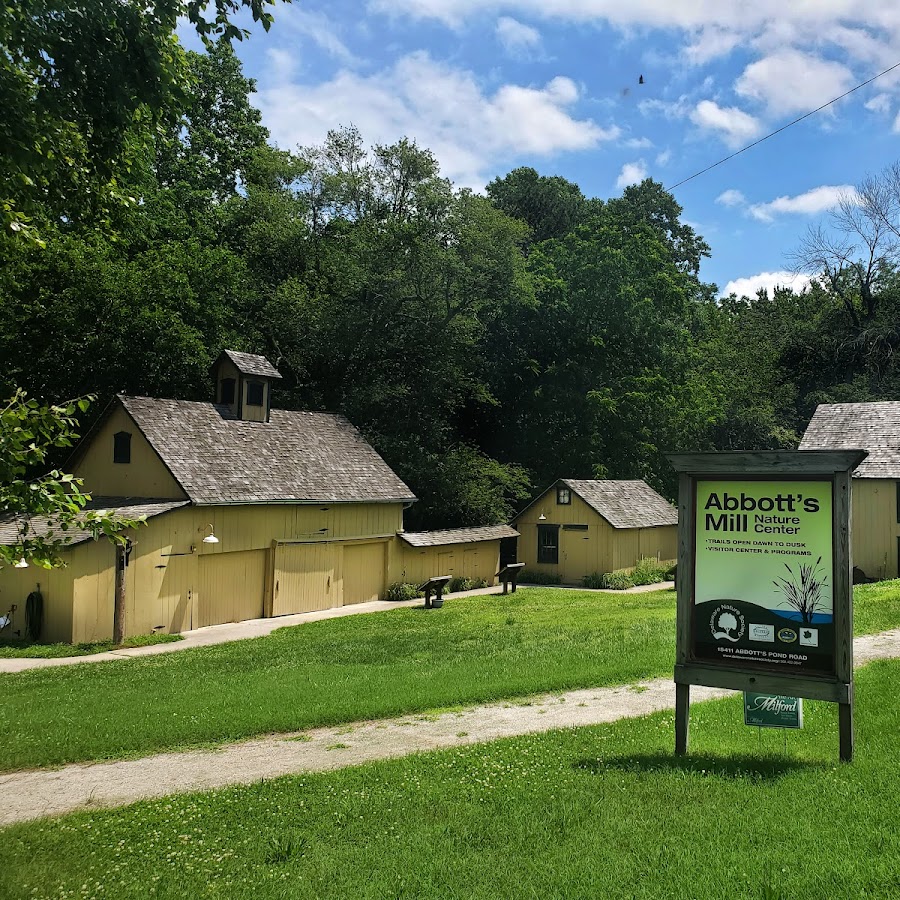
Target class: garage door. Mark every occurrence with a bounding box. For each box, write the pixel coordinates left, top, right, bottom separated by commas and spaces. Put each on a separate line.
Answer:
343, 542, 385, 604
273, 542, 339, 616
197, 550, 266, 628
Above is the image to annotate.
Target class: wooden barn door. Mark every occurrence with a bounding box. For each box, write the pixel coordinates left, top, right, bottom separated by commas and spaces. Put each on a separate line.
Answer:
342, 542, 385, 605
197, 550, 266, 628
273, 542, 339, 616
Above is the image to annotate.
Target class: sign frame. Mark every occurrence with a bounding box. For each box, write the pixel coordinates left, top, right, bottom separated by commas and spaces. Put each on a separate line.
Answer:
666, 450, 866, 762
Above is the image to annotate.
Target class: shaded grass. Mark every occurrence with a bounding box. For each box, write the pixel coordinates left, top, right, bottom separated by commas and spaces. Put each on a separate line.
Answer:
0, 632, 183, 659
3, 659, 900, 899
0, 581, 898, 773
0, 588, 676, 771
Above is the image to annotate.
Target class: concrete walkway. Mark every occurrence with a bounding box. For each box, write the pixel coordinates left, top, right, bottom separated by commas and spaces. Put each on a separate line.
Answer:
0, 582, 674, 674
2, 626, 898, 827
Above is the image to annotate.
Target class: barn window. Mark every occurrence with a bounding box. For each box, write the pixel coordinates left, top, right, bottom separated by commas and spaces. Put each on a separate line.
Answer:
113, 431, 131, 464
246, 381, 264, 406
537, 524, 559, 564
220, 378, 236, 405
557, 486, 571, 505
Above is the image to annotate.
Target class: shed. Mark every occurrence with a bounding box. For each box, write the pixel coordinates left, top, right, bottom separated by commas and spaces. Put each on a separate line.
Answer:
395, 525, 519, 586
512, 479, 677, 584
800, 401, 899, 579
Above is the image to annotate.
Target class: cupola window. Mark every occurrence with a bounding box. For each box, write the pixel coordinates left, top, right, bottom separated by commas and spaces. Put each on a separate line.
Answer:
246, 381, 264, 407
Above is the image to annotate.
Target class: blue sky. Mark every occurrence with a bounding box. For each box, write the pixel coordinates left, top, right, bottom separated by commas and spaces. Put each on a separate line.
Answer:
182, 1, 900, 296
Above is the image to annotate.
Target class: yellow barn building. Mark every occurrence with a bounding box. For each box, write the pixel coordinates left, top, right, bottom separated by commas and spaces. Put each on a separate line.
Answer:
513, 479, 677, 584
800, 401, 900, 580
0, 352, 515, 643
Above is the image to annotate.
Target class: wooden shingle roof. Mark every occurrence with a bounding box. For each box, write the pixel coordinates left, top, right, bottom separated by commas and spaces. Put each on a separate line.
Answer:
119, 396, 416, 505
800, 402, 900, 478
220, 350, 282, 379
0, 499, 188, 548
399, 524, 519, 548
562, 480, 677, 528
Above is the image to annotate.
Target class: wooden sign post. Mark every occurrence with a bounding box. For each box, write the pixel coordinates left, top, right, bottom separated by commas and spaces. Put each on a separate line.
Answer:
666, 450, 866, 763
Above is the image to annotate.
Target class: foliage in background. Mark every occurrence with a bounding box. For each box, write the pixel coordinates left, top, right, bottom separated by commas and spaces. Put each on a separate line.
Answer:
6, 28, 900, 527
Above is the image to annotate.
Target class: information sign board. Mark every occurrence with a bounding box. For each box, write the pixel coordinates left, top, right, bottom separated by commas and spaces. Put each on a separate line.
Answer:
694, 479, 834, 676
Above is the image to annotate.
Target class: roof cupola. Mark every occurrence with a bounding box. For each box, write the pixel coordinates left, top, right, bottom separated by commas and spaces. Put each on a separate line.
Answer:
212, 350, 282, 423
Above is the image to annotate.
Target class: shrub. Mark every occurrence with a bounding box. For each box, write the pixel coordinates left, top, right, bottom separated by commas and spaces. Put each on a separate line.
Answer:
447, 576, 492, 593
600, 571, 635, 590
384, 582, 422, 602
630, 557, 670, 586
518, 570, 561, 585
581, 572, 606, 589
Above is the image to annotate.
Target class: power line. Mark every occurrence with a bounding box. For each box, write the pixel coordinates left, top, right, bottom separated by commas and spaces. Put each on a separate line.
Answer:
666, 58, 900, 192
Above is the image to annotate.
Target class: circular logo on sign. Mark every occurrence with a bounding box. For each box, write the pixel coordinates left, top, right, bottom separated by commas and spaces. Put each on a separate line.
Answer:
778, 628, 798, 643
710, 604, 746, 643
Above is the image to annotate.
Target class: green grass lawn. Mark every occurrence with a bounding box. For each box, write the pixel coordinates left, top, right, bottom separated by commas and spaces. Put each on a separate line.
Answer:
3, 658, 899, 899
1, 582, 898, 773
0, 632, 183, 658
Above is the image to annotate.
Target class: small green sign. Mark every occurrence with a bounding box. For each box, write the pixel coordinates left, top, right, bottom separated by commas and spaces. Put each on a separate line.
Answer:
743, 693, 803, 729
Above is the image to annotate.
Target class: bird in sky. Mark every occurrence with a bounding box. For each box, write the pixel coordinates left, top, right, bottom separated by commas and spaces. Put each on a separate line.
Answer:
639, 74, 644, 85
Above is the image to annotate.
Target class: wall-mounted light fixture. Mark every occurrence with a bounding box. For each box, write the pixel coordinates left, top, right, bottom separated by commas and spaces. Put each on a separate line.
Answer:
202, 524, 219, 544
538, 513, 547, 521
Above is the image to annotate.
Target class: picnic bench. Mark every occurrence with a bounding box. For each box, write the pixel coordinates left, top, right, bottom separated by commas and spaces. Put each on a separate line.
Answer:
496, 562, 525, 594
419, 575, 452, 609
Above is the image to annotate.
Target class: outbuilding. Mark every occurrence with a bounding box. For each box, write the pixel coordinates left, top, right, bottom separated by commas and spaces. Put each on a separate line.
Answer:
512, 479, 677, 584
800, 401, 900, 579
396, 525, 519, 586
0, 352, 513, 643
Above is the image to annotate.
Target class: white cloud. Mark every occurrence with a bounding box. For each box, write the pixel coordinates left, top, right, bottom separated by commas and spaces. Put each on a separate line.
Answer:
279, 7, 356, 64
690, 100, 762, 148
748, 185, 855, 222
734, 50, 855, 117
625, 136, 653, 149
893, 111, 900, 134
866, 93, 892, 115
616, 160, 648, 189
496, 16, 542, 56
716, 189, 746, 207
722, 271, 812, 299
655, 148, 671, 166
255, 52, 618, 188
368, 1, 900, 40
683, 25, 743, 64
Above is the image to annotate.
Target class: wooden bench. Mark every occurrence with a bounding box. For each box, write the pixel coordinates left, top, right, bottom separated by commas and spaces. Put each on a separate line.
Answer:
418, 575, 453, 609
496, 562, 526, 594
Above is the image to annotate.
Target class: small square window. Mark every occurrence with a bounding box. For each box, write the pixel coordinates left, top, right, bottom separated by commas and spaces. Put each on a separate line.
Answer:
113, 431, 131, 464
557, 486, 571, 505
246, 381, 264, 407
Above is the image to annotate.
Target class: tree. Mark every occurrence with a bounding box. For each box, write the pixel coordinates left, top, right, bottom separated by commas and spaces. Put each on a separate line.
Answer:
1, 0, 282, 240
486, 167, 586, 244
0, 392, 139, 569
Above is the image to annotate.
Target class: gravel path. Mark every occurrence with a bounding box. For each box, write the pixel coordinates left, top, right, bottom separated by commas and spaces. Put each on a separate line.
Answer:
3, 626, 898, 828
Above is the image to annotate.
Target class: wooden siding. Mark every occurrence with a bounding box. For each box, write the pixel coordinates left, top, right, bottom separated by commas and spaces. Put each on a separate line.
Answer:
393, 541, 502, 586
850, 479, 900, 580
73, 405, 186, 500
514, 488, 677, 584
0, 501, 406, 642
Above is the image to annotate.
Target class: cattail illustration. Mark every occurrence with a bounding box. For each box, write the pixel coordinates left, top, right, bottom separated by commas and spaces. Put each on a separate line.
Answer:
773, 557, 828, 624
